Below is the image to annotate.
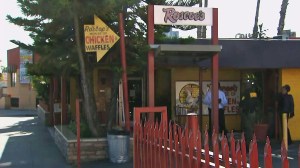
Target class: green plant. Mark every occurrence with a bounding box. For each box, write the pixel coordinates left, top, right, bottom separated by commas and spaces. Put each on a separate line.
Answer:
31, 76, 50, 102
68, 120, 93, 138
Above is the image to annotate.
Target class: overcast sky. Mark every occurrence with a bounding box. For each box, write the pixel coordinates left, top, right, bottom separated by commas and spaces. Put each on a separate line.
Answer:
1, 0, 300, 67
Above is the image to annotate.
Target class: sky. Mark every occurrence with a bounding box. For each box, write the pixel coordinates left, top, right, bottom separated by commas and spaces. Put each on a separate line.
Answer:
1, 0, 300, 67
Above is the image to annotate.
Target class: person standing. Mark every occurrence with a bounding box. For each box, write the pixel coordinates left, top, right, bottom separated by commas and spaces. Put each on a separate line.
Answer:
203, 82, 228, 134
278, 84, 294, 145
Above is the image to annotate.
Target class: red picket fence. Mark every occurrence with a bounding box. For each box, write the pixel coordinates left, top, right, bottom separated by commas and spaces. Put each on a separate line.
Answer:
133, 120, 299, 168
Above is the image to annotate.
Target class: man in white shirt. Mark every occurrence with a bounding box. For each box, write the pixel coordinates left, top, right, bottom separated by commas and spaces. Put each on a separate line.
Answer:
203, 82, 228, 134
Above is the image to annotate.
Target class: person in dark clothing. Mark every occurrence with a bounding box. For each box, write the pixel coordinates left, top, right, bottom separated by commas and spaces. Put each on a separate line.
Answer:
278, 84, 294, 145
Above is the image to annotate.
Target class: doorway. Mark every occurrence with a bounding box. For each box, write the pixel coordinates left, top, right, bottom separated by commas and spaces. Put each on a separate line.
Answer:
128, 78, 144, 121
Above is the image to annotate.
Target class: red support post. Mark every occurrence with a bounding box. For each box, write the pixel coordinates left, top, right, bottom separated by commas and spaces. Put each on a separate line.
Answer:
211, 8, 219, 133
76, 99, 81, 168
61, 76, 67, 125
118, 13, 130, 132
147, 5, 155, 121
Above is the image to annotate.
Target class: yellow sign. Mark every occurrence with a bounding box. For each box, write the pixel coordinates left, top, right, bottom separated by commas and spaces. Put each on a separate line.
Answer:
84, 15, 120, 61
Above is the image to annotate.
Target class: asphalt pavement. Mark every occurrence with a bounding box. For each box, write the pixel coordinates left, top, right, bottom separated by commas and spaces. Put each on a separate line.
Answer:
0, 109, 133, 168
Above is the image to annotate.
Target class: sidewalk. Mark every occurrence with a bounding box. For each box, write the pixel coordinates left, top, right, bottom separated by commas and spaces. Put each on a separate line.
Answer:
0, 109, 133, 168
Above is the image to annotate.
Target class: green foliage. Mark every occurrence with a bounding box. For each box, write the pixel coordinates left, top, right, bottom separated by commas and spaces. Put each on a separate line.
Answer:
31, 75, 49, 102
68, 120, 93, 138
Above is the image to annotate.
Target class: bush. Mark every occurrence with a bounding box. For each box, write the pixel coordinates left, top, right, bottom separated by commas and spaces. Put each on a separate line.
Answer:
68, 120, 93, 138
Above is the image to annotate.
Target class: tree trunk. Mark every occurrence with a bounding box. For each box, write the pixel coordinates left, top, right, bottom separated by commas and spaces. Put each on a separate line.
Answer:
73, 0, 102, 137
277, 0, 289, 35
252, 0, 261, 38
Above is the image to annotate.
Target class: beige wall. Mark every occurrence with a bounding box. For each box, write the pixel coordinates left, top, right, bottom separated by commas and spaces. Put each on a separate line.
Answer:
5, 69, 37, 110
170, 67, 241, 131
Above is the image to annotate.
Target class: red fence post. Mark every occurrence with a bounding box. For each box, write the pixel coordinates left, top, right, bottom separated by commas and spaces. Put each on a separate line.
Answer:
264, 137, 273, 168
174, 125, 180, 168
236, 142, 242, 168
158, 121, 163, 168
163, 123, 168, 168
169, 122, 174, 168
223, 137, 230, 168
249, 135, 259, 168
204, 131, 210, 168
212, 129, 220, 167
230, 131, 237, 166
281, 141, 289, 168
133, 122, 139, 168
241, 133, 247, 168
188, 131, 194, 167
181, 130, 187, 168
196, 130, 202, 168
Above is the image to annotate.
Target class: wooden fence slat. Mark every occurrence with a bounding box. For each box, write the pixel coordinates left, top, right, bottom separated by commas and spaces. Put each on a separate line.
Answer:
188, 131, 194, 167
230, 131, 237, 166
281, 141, 289, 168
249, 135, 259, 168
264, 137, 272, 168
153, 121, 159, 168
169, 122, 174, 168
181, 130, 187, 168
223, 137, 230, 168
212, 129, 219, 168
241, 133, 247, 168
150, 122, 154, 168
196, 130, 202, 168
204, 131, 209, 168
174, 126, 179, 168
163, 123, 168, 168
158, 121, 163, 168
236, 141, 242, 168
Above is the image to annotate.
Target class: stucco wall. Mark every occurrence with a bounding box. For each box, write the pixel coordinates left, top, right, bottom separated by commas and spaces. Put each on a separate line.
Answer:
5, 69, 37, 109
281, 68, 300, 140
